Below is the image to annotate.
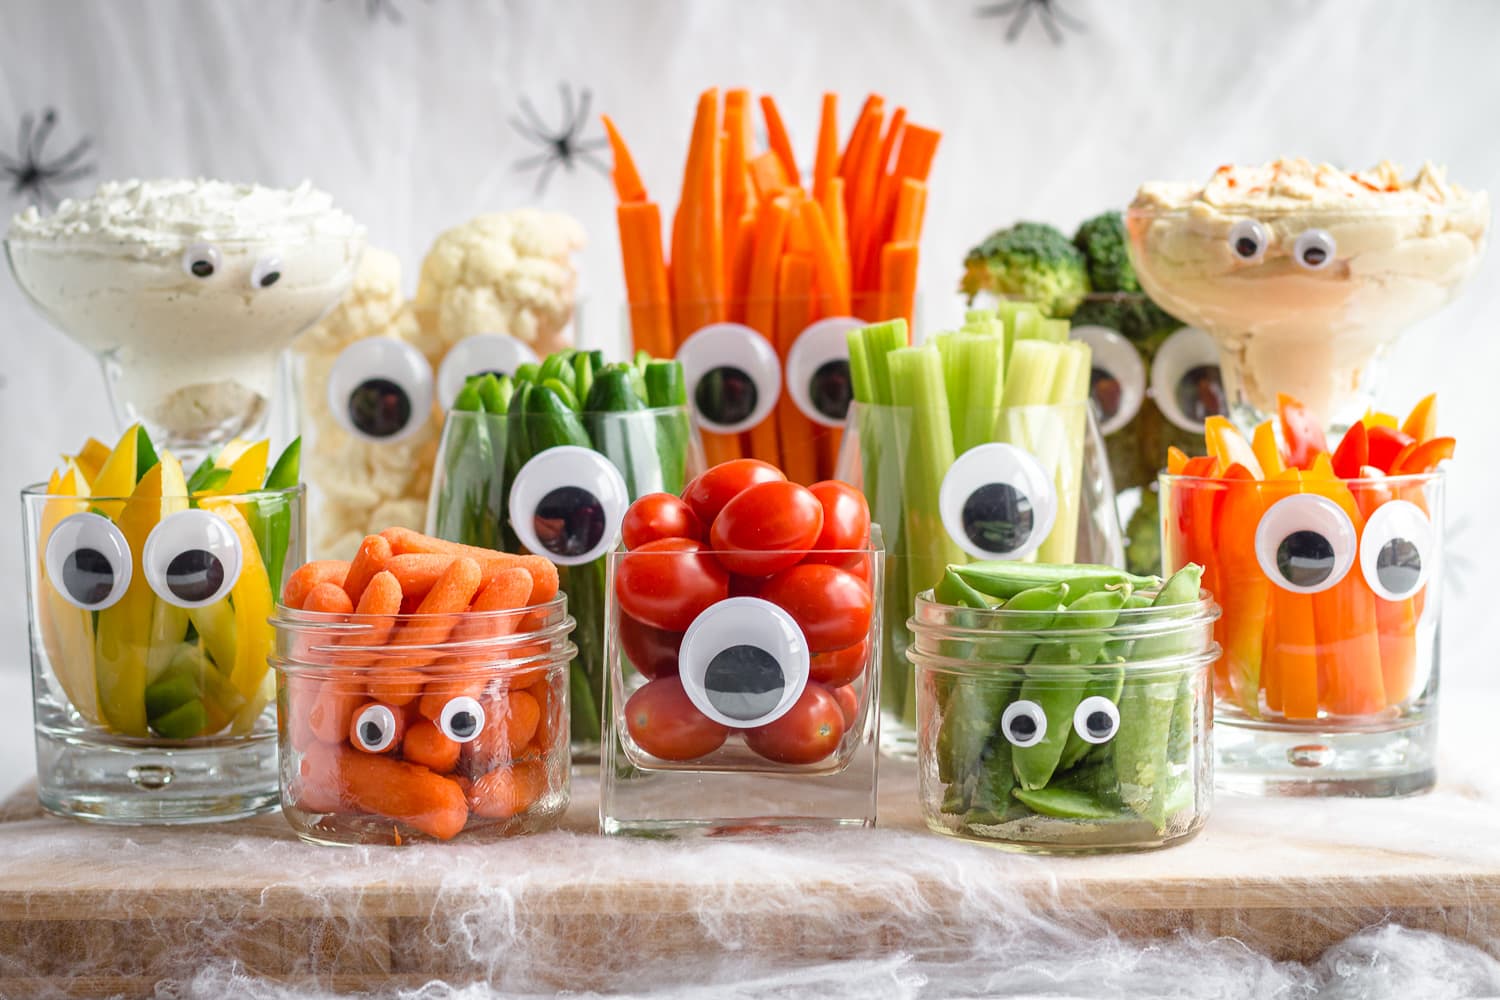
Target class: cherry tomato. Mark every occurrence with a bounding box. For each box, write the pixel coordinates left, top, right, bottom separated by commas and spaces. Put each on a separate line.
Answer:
709, 480, 824, 576
614, 538, 729, 633
805, 481, 870, 554
830, 684, 860, 729
759, 562, 873, 653
744, 684, 845, 764
617, 613, 682, 679
624, 677, 728, 761
810, 638, 869, 687
728, 574, 764, 599
622, 493, 703, 550
681, 459, 785, 526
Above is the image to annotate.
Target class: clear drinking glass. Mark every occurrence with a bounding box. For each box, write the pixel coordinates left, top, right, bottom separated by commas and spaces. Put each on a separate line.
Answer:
836, 401, 1124, 757
909, 589, 1218, 853
1160, 469, 1445, 795
272, 597, 575, 845
22, 481, 304, 823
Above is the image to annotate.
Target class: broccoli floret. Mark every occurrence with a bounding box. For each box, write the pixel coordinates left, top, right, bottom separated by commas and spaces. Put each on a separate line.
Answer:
961, 221, 1090, 318
1073, 211, 1140, 294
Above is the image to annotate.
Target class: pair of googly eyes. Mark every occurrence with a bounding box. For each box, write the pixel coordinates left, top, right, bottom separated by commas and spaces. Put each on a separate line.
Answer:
352, 697, 484, 753
678, 319, 860, 434
1001, 696, 1121, 749
1254, 496, 1433, 601
327, 334, 541, 443
674, 597, 811, 729
1226, 220, 1337, 271
937, 443, 1058, 561
1073, 325, 1226, 436
44, 511, 242, 611
181, 243, 283, 289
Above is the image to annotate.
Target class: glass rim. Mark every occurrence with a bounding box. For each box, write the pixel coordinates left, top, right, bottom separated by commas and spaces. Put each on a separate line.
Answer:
4, 233, 366, 250
1157, 469, 1446, 488
1124, 200, 1483, 222
273, 593, 568, 628
444, 403, 692, 420
910, 588, 1219, 635
907, 642, 1220, 676
21, 481, 306, 503
608, 539, 886, 561
847, 399, 1090, 415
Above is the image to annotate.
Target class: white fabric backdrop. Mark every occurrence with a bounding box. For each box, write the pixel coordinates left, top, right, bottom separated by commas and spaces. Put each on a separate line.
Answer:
1, 0, 1498, 783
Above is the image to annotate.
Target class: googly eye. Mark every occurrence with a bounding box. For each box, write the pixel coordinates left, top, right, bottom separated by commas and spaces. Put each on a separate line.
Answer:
677, 597, 810, 728
250, 254, 282, 289
352, 703, 399, 753
938, 443, 1057, 561
1001, 700, 1047, 748
1070, 325, 1146, 435
785, 317, 861, 428
142, 510, 243, 609
1254, 494, 1357, 594
435, 334, 540, 409
438, 695, 486, 743
44, 512, 132, 611
327, 337, 435, 443
181, 243, 222, 279
1226, 219, 1267, 263
1293, 229, 1336, 271
1360, 499, 1434, 602
1073, 695, 1120, 745
508, 445, 628, 566
1150, 326, 1226, 434
676, 322, 782, 434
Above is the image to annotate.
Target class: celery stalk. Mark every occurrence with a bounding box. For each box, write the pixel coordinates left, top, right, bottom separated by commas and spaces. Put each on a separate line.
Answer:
954, 334, 1006, 456
1038, 339, 1092, 564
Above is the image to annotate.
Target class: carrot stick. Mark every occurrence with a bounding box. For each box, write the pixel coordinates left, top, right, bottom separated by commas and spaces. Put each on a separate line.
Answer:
461, 689, 542, 773
304, 582, 354, 615
748, 151, 791, 200
759, 95, 802, 191
601, 114, 648, 203
821, 178, 850, 299
855, 107, 906, 288
812, 92, 839, 202
728, 211, 757, 324
774, 253, 818, 485
618, 202, 674, 358
343, 534, 393, 607
334, 747, 470, 840
745, 198, 792, 338
283, 560, 351, 609
845, 104, 886, 276
798, 199, 851, 317
723, 98, 751, 234
671, 89, 726, 342
877, 241, 919, 329
466, 760, 548, 820
348, 699, 407, 753
403, 718, 462, 774
892, 179, 927, 244
837, 94, 882, 187
891, 123, 942, 185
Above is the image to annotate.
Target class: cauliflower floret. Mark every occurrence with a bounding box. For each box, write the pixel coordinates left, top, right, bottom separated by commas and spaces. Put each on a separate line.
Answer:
295, 246, 413, 354
413, 209, 585, 359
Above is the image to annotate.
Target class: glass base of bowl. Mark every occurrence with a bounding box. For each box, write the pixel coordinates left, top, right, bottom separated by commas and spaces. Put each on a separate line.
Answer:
570, 739, 601, 766
34, 724, 279, 824
878, 711, 918, 759
922, 816, 1207, 855
1214, 714, 1436, 797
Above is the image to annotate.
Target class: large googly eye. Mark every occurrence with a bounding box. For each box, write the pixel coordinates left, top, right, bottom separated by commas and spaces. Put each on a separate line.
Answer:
678, 597, 810, 728
676, 322, 782, 434
1150, 326, 1226, 434
1254, 494, 1357, 594
438, 695, 486, 743
181, 243, 221, 279
352, 703, 399, 753
1073, 695, 1120, 745
1070, 325, 1146, 435
436, 334, 540, 409
1226, 219, 1267, 263
1293, 229, 1336, 271
250, 254, 282, 289
1001, 700, 1047, 748
327, 337, 435, 443
938, 443, 1057, 561
508, 445, 628, 566
142, 510, 243, 608
1360, 499, 1434, 602
44, 512, 132, 611
786, 317, 861, 428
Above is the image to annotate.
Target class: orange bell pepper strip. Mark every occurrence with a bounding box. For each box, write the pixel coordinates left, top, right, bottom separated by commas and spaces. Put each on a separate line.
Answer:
1391, 436, 1454, 476
1348, 475, 1421, 706
1400, 393, 1438, 443
1261, 471, 1319, 720
1205, 416, 1263, 479
1251, 420, 1285, 477
1302, 468, 1385, 717
1215, 464, 1269, 714
1166, 446, 1190, 476
1179, 456, 1226, 692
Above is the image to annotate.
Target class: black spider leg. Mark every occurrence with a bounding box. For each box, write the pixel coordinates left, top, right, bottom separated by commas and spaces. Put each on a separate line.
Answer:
1048, 1, 1087, 33
975, 0, 1024, 16
510, 96, 563, 197
369, 0, 403, 24
565, 86, 610, 176
1006, 1, 1035, 42
27, 110, 55, 161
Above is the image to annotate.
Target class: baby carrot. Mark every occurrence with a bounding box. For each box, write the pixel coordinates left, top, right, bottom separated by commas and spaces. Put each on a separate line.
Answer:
527, 677, 555, 753
382, 528, 559, 603
304, 582, 354, 615
466, 760, 548, 820
309, 680, 365, 744
402, 718, 461, 774
348, 569, 402, 649
292, 742, 345, 815
335, 747, 470, 840
601, 114, 648, 203
392, 557, 483, 654
367, 667, 426, 707
385, 553, 454, 604
283, 560, 351, 609
418, 675, 489, 723
461, 689, 542, 772
453, 566, 536, 643
285, 675, 320, 751
343, 534, 393, 607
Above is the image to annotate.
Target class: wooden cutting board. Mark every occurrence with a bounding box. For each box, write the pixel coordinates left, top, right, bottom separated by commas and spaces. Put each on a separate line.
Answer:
2, 764, 1498, 998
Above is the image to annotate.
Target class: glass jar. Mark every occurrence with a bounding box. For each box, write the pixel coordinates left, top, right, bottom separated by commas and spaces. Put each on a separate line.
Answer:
908, 589, 1217, 853
836, 400, 1124, 757
21, 481, 304, 823
426, 405, 703, 763
272, 596, 576, 845
1161, 469, 1445, 796
600, 536, 884, 836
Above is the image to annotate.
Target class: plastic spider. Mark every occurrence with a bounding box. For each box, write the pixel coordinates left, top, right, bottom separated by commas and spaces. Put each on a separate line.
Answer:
510, 83, 609, 197
0, 109, 94, 209
976, 0, 1086, 45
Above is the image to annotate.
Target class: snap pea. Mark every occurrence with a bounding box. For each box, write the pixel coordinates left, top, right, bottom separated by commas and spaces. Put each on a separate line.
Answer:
1013, 785, 1125, 821
477, 373, 512, 415
934, 567, 995, 610
572, 352, 595, 407
951, 562, 1161, 602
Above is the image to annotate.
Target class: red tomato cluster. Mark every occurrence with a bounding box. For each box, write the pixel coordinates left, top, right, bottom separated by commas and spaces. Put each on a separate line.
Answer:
614, 460, 874, 765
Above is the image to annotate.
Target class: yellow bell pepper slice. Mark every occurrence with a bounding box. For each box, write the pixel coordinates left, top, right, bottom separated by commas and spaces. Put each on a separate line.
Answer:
187, 598, 239, 679
90, 424, 144, 519
199, 498, 274, 723
38, 465, 102, 724
70, 438, 112, 485
1361, 409, 1398, 431
213, 439, 270, 496
1205, 415, 1264, 479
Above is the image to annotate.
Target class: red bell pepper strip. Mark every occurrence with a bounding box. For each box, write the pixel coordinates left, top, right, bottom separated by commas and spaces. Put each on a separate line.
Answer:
1366, 425, 1415, 473
1215, 464, 1268, 715
1278, 394, 1328, 470
1330, 422, 1368, 480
